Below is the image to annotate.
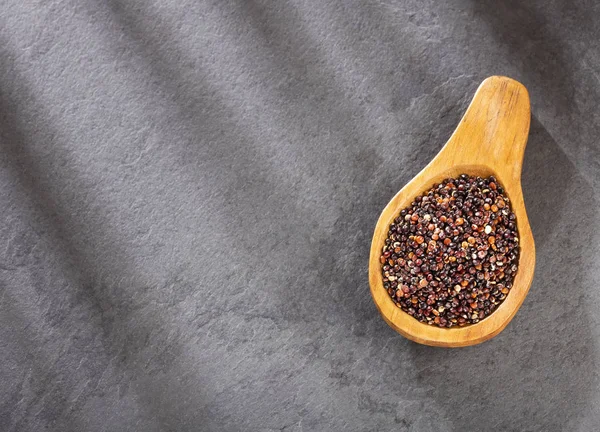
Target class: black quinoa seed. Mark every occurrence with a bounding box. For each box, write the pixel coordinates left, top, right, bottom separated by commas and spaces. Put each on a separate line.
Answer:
380, 175, 520, 328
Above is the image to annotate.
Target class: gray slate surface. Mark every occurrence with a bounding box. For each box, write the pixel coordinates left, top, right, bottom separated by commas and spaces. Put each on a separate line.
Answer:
1, 1, 600, 431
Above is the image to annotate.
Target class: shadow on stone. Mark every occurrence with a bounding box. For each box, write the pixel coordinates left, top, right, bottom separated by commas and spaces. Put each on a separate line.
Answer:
396, 116, 598, 430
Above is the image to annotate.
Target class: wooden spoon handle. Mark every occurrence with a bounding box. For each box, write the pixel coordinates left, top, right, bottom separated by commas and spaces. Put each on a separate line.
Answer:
438, 76, 531, 183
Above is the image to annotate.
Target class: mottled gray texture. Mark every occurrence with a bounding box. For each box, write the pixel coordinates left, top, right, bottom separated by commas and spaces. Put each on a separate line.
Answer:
1, 0, 599, 431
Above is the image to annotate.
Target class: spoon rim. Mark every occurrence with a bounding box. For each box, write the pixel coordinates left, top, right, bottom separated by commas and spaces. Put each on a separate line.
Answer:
369, 164, 536, 347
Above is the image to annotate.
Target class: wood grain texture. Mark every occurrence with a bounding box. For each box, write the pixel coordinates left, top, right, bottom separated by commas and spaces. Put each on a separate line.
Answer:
369, 76, 535, 347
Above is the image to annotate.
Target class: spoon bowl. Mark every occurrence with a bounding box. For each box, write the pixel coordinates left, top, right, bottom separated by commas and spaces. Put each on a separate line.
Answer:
369, 76, 535, 347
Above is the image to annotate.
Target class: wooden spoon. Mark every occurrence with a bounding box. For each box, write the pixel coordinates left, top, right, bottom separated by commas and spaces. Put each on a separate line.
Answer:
369, 76, 535, 347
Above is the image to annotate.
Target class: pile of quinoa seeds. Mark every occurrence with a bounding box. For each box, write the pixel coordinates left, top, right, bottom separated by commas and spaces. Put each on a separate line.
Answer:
380, 174, 520, 328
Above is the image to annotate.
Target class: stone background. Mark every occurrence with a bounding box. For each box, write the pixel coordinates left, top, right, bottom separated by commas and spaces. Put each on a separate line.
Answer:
1, 1, 599, 431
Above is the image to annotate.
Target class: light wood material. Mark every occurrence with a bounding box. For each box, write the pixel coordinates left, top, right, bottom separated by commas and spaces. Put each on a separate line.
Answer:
369, 76, 535, 347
